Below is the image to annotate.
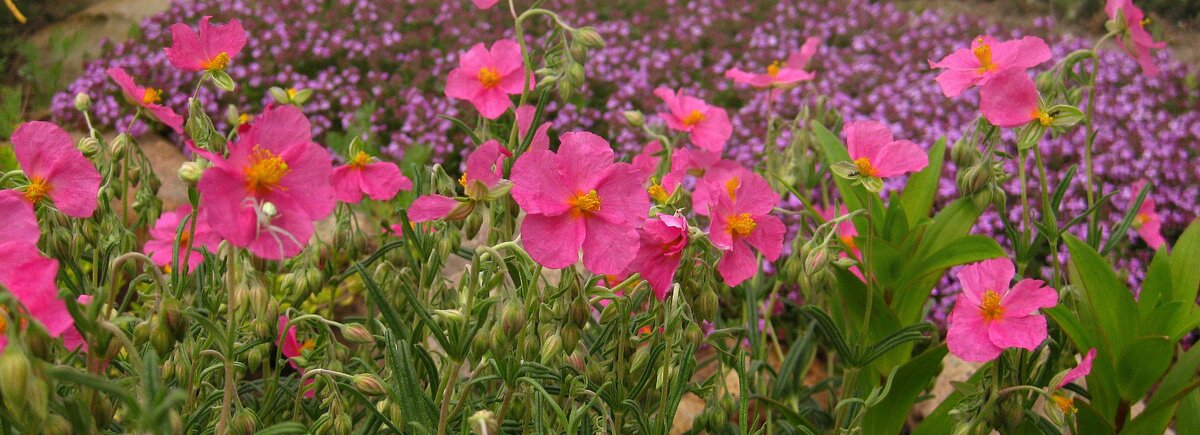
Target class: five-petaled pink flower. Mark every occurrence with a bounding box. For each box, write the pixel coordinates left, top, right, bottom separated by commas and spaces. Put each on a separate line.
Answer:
654, 87, 732, 153
947, 258, 1058, 362
409, 139, 508, 222
1058, 348, 1096, 388
143, 205, 222, 272
0, 190, 81, 352
446, 39, 532, 120
978, 69, 1050, 128
196, 104, 335, 260
1106, 0, 1166, 78
707, 172, 785, 286
844, 120, 929, 179
693, 163, 753, 217
11, 121, 102, 218
511, 131, 649, 274
929, 35, 1051, 98
331, 151, 412, 204
631, 213, 689, 300
1129, 180, 1164, 249
107, 67, 184, 133
165, 16, 246, 72
726, 37, 820, 91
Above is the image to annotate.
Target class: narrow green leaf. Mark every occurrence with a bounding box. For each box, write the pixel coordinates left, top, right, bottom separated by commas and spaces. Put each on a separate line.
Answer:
1169, 220, 1200, 306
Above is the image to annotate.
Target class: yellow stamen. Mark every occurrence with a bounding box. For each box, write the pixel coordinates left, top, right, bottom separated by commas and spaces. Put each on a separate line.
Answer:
973, 39, 996, 73
570, 190, 602, 214
350, 151, 372, 169
4, 0, 27, 24
237, 113, 252, 125
201, 52, 230, 71
1141, 18, 1151, 27
766, 60, 783, 77
477, 67, 501, 89
243, 146, 291, 195
979, 290, 1005, 322
647, 180, 668, 203
682, 109, 705, 127
1132, 213, 1151, 229
853, 157, 878, 177
1052, 394, 1075, 414
458, 172, 469, 188
724, 177, 740, 200
179, 229, 192, 249
1032, 109, 1053, 126
23, 176, 51, 204
727, 212, 757, 238
142, 87, 162, 105
300, 339, 316, 352
840, 235, 858, 252
286, 88, 298, 99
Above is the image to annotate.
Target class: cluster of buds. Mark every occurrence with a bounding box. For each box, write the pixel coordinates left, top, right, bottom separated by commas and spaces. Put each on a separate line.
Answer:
535, 26, 604, 101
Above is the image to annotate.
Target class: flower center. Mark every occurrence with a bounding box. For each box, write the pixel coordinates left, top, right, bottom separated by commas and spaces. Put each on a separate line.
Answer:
179, 229, 192, 248
979, 289, 1005, 322
1032, 109, 1053, 126
1052, 394, 1075, 414
682, 109, 705, 127
973, 40, 996, 73
727, 212, 757, 238
647, 180, 668, 203
143, 87, 162, 105
724, 177, 740, 200
350, 151, 373, 169
1132, 212, 1150, 229
853, 157, 878, 177
238, 113, 252, 125
244, 146, 291, 195
287, 88, 298, 99
766, 60, 783, 77
300, 338, 316, 352
202, 52, 230, 71
458, 172, 469, 188
477, 67, 502, 89
840, 235, 858, 252
570, 190, 602, 214
24, 176, 52, 204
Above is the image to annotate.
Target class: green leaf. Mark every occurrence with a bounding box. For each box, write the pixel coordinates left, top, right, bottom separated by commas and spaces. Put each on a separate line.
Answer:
1101, 183, 1150, 255
211, 70, 235, 91
1137, 248, 1173, 320
254, 422, 309, 435
1074, 400, 1116, 435
899, 137, 946, 224
1064, 235, 1138, 355
1048, 104, 1084, 127
1115, 336, 1172, 401
812, 122, 883, 214
1169, 220, 1200, 306
1123, 344, 1200, 434
912, 367, 985, 435
861, 344, 947, 434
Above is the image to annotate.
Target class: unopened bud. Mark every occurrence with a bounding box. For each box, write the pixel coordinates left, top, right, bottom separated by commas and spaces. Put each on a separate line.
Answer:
468, 410, 499, 435
950, 139, 977, 167
342, 324, 374, 345
0, 347, 30, 413
569, 296, 589, 327
695, 289, 719, 321
623, 110, 645, 128
629, 344, 653, 374
353, 373, 387, 396
574, 26, 605, 49
463, 211, 483, 240
109, 133, 131, 159
567, 62, 586, 86
232, 408, 257, 435
77, 136, 100, 157
178, 161, 208, 185
559, 324, 580, 353
74, 92, 92, 111
501, 300, 526, 338
540, 333, 563, 365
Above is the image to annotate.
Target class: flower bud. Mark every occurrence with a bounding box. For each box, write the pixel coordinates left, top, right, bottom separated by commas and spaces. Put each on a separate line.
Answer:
803, 247, 829, 276
540, 333, 562, 365
178, 160, 209, 185
566, 62, 586, 86
232, 408, 257, 435
334, 413, 352, 435
566, 350, 586, 373
0, 347, 30, 413
559, 324, 580, 353
569, 296, 589, 327
501, 299, 526, 338
568, 42, 588, 64
342, 323, 374, 345
623, 110, 645, 128
45, 414, 71, 435
77, 136, 100, 157
28, 378, 49, 424
151, 319, 175, 357
684, 323, 704, 346
557, 79, 574, 101
599, 299, 621, 324
629, 344, 653, 375
695, 289, 719, 321
74, 92, 92, 112
463, 211, 483, 240
468, 410, 499, 435
353, 373, 387, 396
950, 139, 977, 167
574, 26, 605, 49
109, 133, 131, 159
162, 297, 188, 340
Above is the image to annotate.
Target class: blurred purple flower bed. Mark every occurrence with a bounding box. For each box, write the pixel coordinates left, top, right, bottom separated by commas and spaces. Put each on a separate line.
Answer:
53, 0, 1198, 318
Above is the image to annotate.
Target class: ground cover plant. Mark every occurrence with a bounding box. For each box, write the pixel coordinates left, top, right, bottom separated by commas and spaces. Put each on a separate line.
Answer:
0, 0, 1198, 433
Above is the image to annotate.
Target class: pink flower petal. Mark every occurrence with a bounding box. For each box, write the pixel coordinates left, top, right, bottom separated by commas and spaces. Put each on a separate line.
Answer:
844, 120, 893, 162
511, 150, 574, 216
1002, 278, 1058, 315
870, 139, 929, 177
521, 213, 585, 269
1058, 348, 1097, 388
946, 296, 1005, 362
0, 190, 40, 245
408, 195, 460, 222
717, 241, 757, 287
956, 258, 1015, 305
979, 69, 1038, 128
582, 216, 640, 276
987, 314, 1048, 351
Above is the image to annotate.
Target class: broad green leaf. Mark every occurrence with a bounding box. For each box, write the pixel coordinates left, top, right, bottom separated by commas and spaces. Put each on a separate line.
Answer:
1137, 248, 1172, 320
912, 368, 985, 435
861, 344, 947, 434
1169, 220, 1200, 306
1140, 301, 1198, 342
1074, 400, 1117, 435
892, 235, 1004, 324
1125, 344, 1200, 434
1115, 336, 1172, 401
1064, 235, 1138, 355
899, 137, 946, 224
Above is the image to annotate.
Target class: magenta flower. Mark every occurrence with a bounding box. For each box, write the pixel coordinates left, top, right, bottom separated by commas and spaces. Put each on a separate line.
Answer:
654, 87, 732, 153
164, 16, 246, 72
331, 151, 412, 203
107, 67, 184, 133
143, 205, 222, 272
707, 172, 785, 286
408, 139, 508, 222
978, 69, 1049, 128
510, 131, 649, 274
0, 190, 79, 352
726, 37, 820, 89
472, 0, 499, 9
844, 120, 928, 179
445, 40, 531, 119
276, 315, 315, 398
631, 140, 662, 180
196, 105, 335, 260
693, 163, 753, 217
1106, 0, 1166, 77
946, 258, 1058, 362
1058, 348, 1097, 388
631, 213, 689, 300
661, 147, 725, 194
1129, 180, 1164, 249
11, 121, 102, 218
929, 35, 1051, 98
516, 104, 551, 151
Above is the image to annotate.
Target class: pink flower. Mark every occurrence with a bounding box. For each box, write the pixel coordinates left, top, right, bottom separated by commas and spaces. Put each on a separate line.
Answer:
196, 105, 335, 260
143, 205, 222, 272
473, 0, 499, 9
1058, 348, 1097, 388
1129, 180, 1164, 249
693, 163, 753, 217
0, 191, 79, 351
1106, 0, 1166, 77
511, 131, 649, 274
631, 213, 689, 300
631, 140, 662, 180
408, 139, 508, 222
107, 67, 184, 133
654, 87, 732, 153
661, 147, 724, 194
978, 69, 1049, 128
929, 35, 1051, 98
276, 315, 315, 398
331, 151, 412, 203
516, 104, 551, 151
725, 37, 820, 89
707, 173, 785, 286
0, 190, 40, 246
11, 121, 102, 218
445, 40, 532, 119
164, 16, 246, 72
844, 120, 929, 178
946, 258, 1058, 362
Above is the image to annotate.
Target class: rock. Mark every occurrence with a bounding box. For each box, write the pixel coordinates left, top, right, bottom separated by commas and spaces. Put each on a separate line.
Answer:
27, 0, 175, 83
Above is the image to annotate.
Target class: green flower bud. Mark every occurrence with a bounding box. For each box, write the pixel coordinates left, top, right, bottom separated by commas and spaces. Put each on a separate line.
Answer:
567, 62, 586, 86
558, 79, 574, 101
623, 110, 645, 128
45, 414, 71, 435
695, 289, 719, 321
559, 324, 580, 354
232, 408, 257, 435
501, 299, 526, 338
540, 333, 563, 365
342, 324, 374, 345
684, 322, 704, 346
950, 138, 978, 167
463, 210, 483, 240
568, 42, 588, 64
178, 160, 209, 185
334, 413, 352, 435
629, 344, 653, 375
352, 373, 387, 396
569, 296, 589, 327
28, 378, 49, 425
574, 26, 605, 49
76, 136, 100, 157
74, 92, 92, 112
468, 410, 499, 435
0, 347, 30, 414
151, 320, 175, 357
109, 133, 131, 159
